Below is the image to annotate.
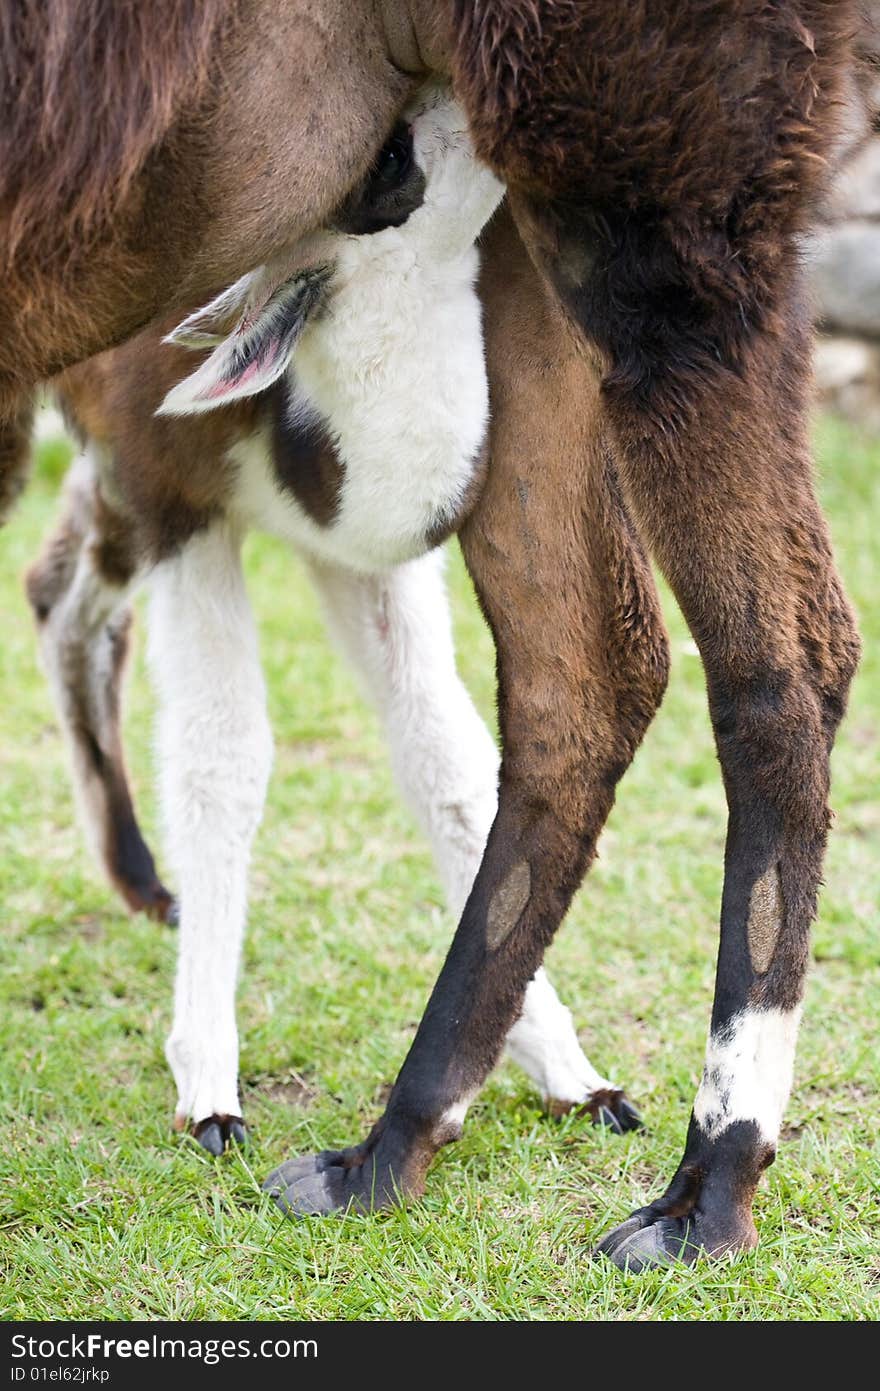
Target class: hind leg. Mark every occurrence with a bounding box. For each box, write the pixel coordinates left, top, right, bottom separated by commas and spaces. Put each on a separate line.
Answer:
25, 448, 174, 922
306, 551, 639, 1131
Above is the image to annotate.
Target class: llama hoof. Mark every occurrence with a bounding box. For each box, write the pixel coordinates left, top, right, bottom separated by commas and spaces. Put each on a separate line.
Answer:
594, 1092, 643, 1133
263, 1140, 416, 1217
263, 1155, 341, 1216
263, 1151, 373, 1216
549, 1087, 643, 1134
597, 1123, 766, 1270
594, 1212, 698, 1271
192, 1114, 247, 1156
594, 1205, 756, 1272
129, 882, 177, 925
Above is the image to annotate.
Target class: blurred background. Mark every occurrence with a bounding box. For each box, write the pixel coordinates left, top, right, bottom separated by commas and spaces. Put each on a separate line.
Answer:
812, 0, 880, 429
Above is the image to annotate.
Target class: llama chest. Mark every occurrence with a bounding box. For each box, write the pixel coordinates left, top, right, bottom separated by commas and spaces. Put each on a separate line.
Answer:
230, 258, 490, 572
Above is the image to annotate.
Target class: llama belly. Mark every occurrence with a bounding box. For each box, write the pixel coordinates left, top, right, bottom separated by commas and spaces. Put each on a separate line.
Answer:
322, 415, 486, 571
282, 284, 490, 570
228, 388, 486, 572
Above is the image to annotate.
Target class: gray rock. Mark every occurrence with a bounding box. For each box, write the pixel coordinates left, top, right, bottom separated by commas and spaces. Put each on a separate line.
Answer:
811, 222, 880, 336
814, 336, 880, 433
827, 141, 880, 220
814, 337, 877, 391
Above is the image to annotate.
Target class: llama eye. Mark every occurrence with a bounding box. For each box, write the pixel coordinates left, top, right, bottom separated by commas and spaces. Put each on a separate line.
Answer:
372, 128, 413, 190
331, 122, 423, 235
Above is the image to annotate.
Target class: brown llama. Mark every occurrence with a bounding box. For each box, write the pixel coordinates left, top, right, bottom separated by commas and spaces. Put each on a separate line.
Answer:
7, 2, 863, 1269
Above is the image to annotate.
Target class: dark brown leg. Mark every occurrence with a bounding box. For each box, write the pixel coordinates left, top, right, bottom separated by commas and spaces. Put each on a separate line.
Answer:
530, 223, 861, 1268
25, 453, 175, 923
444, 0, 859, 1266
263, 209, 669, 1215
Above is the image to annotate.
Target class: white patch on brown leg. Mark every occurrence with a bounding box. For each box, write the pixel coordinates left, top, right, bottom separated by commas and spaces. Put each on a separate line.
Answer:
433, 1095, 475, 1147
693, 1005, 803, 1146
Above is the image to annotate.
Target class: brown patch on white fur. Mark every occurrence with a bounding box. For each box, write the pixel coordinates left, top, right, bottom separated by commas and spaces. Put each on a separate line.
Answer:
267, 381, 346, 528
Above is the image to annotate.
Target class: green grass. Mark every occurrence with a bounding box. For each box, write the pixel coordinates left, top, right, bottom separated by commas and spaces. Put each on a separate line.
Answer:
1, 416, 878, 1321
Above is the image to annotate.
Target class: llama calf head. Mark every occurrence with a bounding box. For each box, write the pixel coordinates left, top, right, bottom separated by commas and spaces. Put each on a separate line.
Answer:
158, 85, 504, 418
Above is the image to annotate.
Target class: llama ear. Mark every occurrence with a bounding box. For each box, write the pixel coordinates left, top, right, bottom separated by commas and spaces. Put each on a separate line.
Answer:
162, 272, 258, 349
157, 267, 330, 416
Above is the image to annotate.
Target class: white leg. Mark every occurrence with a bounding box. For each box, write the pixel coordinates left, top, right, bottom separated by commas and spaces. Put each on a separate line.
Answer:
307, 549, 623, 1116
148, 523, 273, 1135
307, 550, 497, 913
505, 968, 620, 1114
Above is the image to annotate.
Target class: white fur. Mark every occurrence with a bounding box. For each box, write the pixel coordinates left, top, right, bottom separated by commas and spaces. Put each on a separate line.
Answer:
148, 523, 273, 1123
437, 1097, 473, 1137
506, 968, 619, 1108
306, 551, 499, 910
281, 92, 502, 571
169, 87, 505, 575
308, 552, 617, 1111
693, 1005, 803, 1145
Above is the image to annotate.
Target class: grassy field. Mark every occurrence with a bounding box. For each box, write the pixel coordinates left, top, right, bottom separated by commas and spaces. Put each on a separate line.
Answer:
0, 416, 877, 1321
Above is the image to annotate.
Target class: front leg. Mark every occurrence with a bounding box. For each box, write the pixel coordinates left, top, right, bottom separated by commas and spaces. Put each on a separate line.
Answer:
264, 210, 668, 1214
307, 552, 639, 1129
149, 523, 273, 1153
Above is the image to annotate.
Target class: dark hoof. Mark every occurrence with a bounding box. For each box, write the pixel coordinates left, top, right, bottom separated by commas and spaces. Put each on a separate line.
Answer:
123, 880, 177, 926
263, 1140, 414, 1218
549, 1088, 643, 1134
191, 1114, 247, 1156
594, 1211, 699, 1271
597, 1122, 766, 1270
594, 1205, 755, 1272
263, 1151, 366, 1217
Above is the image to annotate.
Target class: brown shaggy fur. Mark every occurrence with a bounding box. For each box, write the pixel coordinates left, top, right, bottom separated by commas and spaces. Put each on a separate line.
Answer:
449, 1, 856, 393
0, 1, 416, 418
0, 1, 225, 269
